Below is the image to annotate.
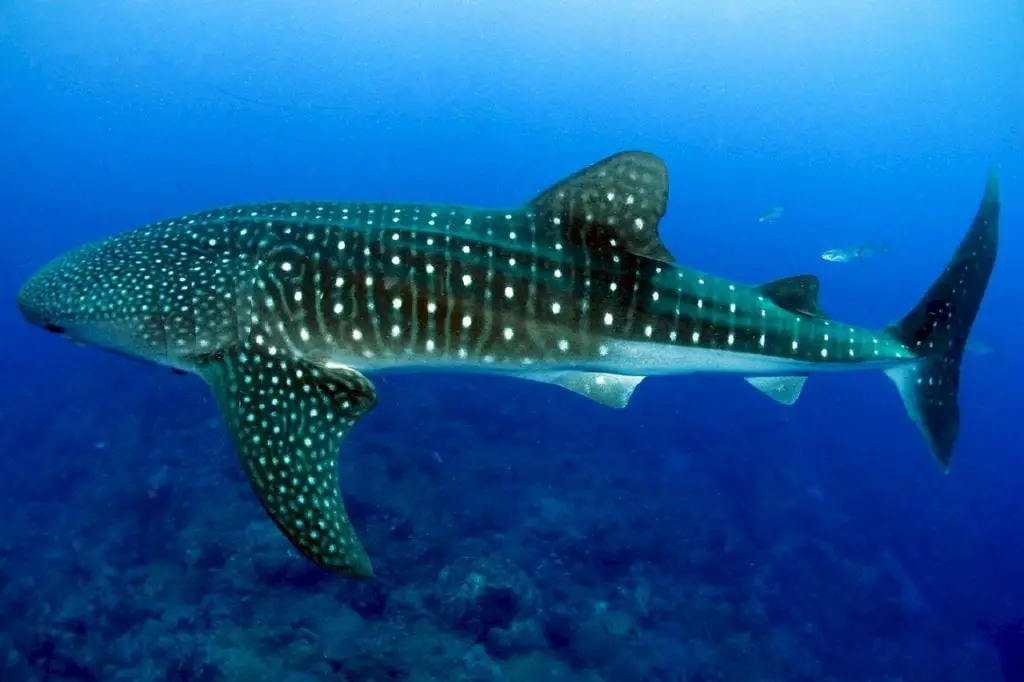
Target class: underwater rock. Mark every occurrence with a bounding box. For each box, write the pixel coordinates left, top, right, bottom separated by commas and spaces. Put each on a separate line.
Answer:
981, 619, 1024, 682
19, 628, 100, 681
305, 604, 367, 664
434, 555, 540, 643
0, 579, 36, 626
2, 645, 31, 681
460, 644, 507, 682
163, 657, 221, 682
240, 521, 328, 587
569, 605, 640, 667
253, 553, 331, 589
541, 606, 578, 650
486, 616, 548, 659
338, 580, 390, 620
191, 541, 230, 572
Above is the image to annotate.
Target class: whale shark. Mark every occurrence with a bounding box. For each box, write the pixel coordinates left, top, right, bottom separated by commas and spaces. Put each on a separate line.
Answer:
17, 152, 999, 577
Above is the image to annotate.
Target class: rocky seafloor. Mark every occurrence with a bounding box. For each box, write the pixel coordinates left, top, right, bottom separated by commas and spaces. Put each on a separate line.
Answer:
0, 365, 1006, 682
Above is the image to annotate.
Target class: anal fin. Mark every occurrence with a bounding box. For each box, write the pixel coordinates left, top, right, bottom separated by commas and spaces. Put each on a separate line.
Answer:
745, 376, 807, 405
524, 371, 645, 409
199, 347, 378, 578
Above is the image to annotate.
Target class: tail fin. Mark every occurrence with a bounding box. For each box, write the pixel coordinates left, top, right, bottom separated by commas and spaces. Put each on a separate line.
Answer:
883, 172, 999, 471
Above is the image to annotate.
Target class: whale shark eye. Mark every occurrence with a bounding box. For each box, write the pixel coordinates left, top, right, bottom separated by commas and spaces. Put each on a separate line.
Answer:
43, 323, 66, 335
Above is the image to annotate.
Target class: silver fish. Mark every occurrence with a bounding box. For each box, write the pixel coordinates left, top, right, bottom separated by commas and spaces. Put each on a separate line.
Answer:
821, 243, 890, 263
758, 206, 785, 223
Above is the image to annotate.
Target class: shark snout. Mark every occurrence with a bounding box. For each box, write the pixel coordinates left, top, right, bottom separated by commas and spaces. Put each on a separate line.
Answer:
17, 263, 73, 335
17, 278, 52, 331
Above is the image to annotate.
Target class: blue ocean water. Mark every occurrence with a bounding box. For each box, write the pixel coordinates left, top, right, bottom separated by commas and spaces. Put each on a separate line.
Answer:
1, 1, 1022, 680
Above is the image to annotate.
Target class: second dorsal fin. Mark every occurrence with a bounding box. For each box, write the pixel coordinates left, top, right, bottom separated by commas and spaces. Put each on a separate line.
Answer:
527, 151, 675, 263
758, 274, 828, 317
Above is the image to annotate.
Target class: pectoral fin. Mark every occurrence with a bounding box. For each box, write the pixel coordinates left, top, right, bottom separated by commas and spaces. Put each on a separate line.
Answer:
199, 347, 378, 578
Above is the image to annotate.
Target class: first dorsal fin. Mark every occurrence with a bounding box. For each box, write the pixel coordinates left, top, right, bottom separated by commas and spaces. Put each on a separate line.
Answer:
528, 151, 675, 262
758, 274, 828, 318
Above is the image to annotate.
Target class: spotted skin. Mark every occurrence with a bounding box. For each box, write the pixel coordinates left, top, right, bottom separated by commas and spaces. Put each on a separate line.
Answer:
16, 152, 999, 575
203, 346, 376, 576
881, 171, 1000, 463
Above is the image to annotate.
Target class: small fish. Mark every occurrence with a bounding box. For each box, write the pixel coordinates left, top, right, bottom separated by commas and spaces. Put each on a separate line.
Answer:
17, 152, 999, 577
965, 339, 995, 357
820, 243, 890, 263
758, 206, 784, 224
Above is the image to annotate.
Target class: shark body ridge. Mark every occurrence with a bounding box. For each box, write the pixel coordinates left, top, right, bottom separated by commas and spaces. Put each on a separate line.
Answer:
17, 152, 999, 576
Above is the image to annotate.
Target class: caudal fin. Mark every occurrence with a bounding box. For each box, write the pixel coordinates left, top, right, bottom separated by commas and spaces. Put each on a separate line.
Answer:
883, 172, 999, 471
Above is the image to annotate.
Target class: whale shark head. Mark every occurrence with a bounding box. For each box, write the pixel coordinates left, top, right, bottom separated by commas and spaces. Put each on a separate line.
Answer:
17, 243, 135, 348
17, 224, 252, 371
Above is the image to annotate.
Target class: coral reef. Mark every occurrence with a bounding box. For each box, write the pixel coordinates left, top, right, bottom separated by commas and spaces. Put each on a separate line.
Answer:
0, 369, 1006, 681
